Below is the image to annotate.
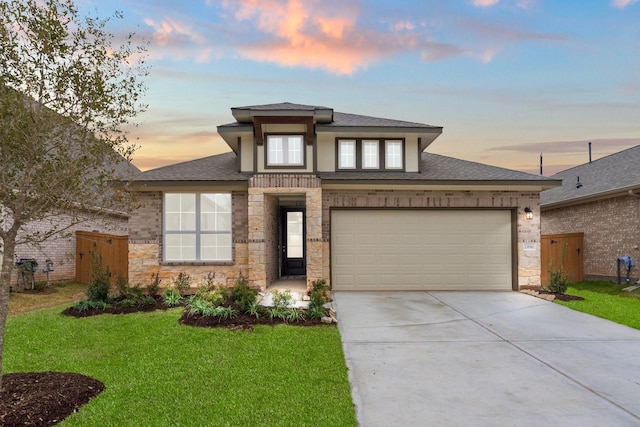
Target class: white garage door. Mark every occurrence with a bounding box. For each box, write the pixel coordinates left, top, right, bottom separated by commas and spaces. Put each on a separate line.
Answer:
331, 210, 512, 291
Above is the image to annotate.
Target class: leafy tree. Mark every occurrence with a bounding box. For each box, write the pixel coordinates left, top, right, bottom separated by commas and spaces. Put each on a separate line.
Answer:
0, 0, 147, 389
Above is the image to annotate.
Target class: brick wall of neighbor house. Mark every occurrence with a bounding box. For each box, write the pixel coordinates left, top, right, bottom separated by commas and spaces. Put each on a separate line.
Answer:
322, 190, 542, 289
12, 210, 127, 288
128, 190, 249, 288
542, 194, 640, 281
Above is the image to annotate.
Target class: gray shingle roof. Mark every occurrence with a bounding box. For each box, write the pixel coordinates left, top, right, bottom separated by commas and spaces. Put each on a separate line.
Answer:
540, 145, 640, 207
232, 102, 332, 111
320, 152, 558, 183
131, 152, 248, 182
132, 151, 557, 186
320, 112, 440, 130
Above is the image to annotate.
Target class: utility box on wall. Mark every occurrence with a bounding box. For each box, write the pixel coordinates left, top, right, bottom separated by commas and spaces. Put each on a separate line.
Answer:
541, 233, 584, 286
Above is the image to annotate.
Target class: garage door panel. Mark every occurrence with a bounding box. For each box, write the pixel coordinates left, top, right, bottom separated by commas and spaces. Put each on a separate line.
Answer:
331, 210, 512, 291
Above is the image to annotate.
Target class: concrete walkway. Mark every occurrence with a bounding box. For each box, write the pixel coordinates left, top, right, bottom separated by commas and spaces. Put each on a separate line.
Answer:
333, 291, 640, 427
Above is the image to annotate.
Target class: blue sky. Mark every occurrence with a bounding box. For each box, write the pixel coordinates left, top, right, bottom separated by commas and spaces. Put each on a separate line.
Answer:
80, 0, 639, 174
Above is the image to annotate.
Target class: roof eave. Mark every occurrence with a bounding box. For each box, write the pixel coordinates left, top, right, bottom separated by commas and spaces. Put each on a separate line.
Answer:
541, 184, 640, 210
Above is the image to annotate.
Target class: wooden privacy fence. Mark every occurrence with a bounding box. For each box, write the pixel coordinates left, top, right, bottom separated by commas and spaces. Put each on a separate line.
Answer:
540, 233, 584, 286
76, 231, 128, 284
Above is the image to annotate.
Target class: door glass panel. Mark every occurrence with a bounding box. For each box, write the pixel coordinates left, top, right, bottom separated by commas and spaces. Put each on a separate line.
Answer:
287, 211, 303, 258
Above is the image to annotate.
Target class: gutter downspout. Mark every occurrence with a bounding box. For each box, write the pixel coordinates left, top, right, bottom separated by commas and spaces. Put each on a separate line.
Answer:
628, 190, 640, 283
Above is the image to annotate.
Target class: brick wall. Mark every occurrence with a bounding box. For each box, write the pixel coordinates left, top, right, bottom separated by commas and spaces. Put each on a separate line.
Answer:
12, 210, 127, 287
542, 194, 640, 280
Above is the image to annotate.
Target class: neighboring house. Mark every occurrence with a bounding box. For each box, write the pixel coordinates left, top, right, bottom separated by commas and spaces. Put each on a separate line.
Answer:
2, 159, 139, 289
541, 145, 640, 282
128, 102, 559, 291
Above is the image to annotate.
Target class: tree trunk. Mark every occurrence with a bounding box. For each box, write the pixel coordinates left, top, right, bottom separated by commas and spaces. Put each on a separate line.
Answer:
0, 229, 19, 391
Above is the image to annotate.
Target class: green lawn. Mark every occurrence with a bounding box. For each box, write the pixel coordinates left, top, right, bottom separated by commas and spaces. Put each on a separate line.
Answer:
4, 306, 357, 426
556, 281, 640, 330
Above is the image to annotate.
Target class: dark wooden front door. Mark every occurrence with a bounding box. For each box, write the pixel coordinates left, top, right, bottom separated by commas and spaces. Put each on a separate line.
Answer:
281, 208, 306, 276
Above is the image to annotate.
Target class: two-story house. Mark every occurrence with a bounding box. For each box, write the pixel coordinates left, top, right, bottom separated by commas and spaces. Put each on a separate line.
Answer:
128, 102, 559, 292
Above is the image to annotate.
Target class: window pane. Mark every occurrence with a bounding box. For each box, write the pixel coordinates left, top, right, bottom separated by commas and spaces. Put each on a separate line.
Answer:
386, 140, 403, 169
201, 234, 232, 261
287, 136, 303, 165
363, 140, 379, 169
165, 194, 196, 231
267, 136, 283, 165
165, 234, 196, 261
287, 211, 304, 258
338, 140, 355, 169
201, 194, 231, 231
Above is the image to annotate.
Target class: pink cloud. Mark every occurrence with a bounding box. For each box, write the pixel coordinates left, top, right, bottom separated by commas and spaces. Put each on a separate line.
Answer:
221, 0, 462, 74
143, 17, 212, 62
472, 0, 501, 7
612, 0, 639, 8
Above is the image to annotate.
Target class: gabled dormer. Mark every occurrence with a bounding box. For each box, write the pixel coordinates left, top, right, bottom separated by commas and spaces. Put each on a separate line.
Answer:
216, 102, 443, 174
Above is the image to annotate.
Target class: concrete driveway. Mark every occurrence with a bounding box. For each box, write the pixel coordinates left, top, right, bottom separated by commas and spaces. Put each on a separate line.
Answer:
333, 291, 640, 427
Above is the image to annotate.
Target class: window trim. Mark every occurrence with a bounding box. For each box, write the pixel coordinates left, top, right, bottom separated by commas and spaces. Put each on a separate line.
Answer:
335, 138, 405, 171
264, 133, 306, 169
163, 192, 233, 263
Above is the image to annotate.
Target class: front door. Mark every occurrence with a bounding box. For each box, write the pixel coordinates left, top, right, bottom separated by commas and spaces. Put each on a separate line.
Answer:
281, 208, 306, 276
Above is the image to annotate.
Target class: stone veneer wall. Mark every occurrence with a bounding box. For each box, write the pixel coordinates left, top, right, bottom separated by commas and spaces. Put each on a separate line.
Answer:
128, 190, 249, 288
264, 194, 280, 285
322, 189, 542, 289
542, 194, 640, 281
248, 175, 323, 290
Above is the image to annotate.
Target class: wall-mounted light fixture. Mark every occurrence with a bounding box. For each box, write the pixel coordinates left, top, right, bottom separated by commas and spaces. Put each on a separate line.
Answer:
524, 207, 533, 220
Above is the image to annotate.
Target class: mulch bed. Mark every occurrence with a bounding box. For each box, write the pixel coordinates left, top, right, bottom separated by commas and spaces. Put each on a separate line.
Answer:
538, 290, 585, 301
178, 311, 327, 330
61, 296, 169, 317
0, 372, 105, 427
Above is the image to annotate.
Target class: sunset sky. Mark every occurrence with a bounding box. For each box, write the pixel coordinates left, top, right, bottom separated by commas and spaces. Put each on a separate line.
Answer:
82, 0, 639, 175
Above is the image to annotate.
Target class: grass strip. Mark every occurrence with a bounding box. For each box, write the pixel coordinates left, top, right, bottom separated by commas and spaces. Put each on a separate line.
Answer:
4, 306, 356, 426
556, 281, 640, 330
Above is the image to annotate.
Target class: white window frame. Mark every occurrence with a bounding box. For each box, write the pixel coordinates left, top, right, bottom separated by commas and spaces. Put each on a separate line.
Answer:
338, 139, 356, 169
362, 140, 379, 169
163, 193, 232, 262
266, 135, 304, 166
385, 140, 403, 169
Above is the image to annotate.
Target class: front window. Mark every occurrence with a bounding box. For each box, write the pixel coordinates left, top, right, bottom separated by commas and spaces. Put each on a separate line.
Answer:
338, 140, 356, 169
385, 140, 403, 169
164, 193, 232, 262
267, 135, 303, 166
363, 140, 379, 169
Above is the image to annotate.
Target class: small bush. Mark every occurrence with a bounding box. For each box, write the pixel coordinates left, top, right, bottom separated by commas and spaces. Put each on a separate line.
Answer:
162, 288, 182, 307
271, 289, 293, 309
33, 281, 47, 291
214, 306, 237, 320
547, 243, 570, 294
86, 251, 111, 303
285, 309, 305, 323
115, 275, 129, 298
195, 284, 226, 307
146, 273, 161, 297
247, 301, 263, 319
266, 306, 287, 320
173, 272, 191, 294
230, 276, 258, 313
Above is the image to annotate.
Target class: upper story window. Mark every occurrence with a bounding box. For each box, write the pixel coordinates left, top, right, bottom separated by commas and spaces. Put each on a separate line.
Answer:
266, 135, 304, 166
338, 140, 356, 169
336, 138, 404, 171
164, 193, 232, 262
385, 140, 403, 169
363, 140, 379, 169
